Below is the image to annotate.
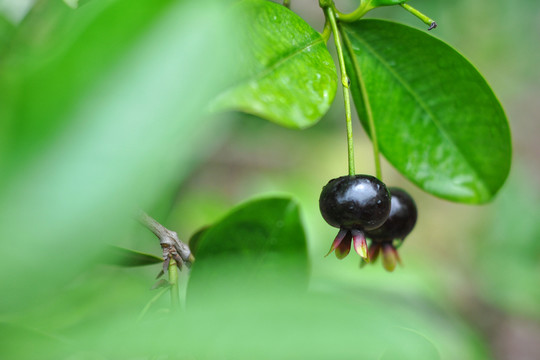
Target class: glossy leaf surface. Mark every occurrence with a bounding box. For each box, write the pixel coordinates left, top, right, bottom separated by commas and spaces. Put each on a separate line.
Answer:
341, 20, 511, 203
187, 197, 309, 302
211, 0, 337, 129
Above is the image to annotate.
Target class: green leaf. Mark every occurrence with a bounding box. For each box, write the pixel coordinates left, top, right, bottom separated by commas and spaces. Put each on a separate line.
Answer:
341, 20, 511, 203
210, 0, 337, 129
188, 225, 210, 257
0, 322, 64, 359
187, 197, 309, 303
0, 14, 14, 53
98, 245, 162, 267
1, 0, 178, 162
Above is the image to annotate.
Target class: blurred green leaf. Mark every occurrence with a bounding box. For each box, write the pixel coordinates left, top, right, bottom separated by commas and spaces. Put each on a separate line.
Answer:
210, 0, 337, 129
0, 322, 65, 360
188, 225, 210, 257
85, 279, 483, 360
380, 328, 440, 359
0, 14, 14, 52
341, 20, 511, 203
187, 196, 309, 302
3, 269, 488, 359
1, 0, 177, 164
0, 0, 236, 314
98, 245, 162, 267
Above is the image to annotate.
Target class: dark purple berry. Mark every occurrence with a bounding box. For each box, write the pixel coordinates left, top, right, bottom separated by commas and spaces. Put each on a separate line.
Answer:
364, 187, 418, 272
366, 187, 417, 242
319, 175, 391, 231
319, 175, 391, 260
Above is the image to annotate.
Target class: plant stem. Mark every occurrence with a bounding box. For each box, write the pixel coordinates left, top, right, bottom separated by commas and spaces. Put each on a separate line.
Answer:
168, 259, 180, 311
340, 26, 382, 180
333, 1, 373, 23
137, 210, 195, 267
323, 5, 355, 176
321, 19, 331, 43
400, 3, 437, 30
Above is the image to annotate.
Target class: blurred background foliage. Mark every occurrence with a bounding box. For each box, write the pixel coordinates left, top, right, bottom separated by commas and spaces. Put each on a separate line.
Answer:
0, 0, 539, 359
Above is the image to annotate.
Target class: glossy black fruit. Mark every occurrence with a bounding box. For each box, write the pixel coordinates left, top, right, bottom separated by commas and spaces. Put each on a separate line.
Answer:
366, 187, 417, 242
363, 187, 417, 272
319, 175, 391, 231
319, 175, 391, 260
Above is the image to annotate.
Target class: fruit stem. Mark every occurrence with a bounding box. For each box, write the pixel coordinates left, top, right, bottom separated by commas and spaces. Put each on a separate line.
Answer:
400, 3, 437, 30
323, 5, 355, 176
340, 26, 382, 180
168, 259, 180, 311
333, 1, 373, 23
320, 18, 331, 43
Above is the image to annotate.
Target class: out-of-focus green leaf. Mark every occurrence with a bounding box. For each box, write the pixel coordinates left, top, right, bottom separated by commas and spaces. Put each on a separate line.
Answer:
380, 328, 440, 359
98, 245, 162, 267
1, 0, 176, 165
341, 20, 511, 203
0, 322, 65, 360
187, 196, 309, 302
188, 225, 210, 257
0, 14, 14, 52
0, 0, 236, 314
54, 273, 484, 360
1, 233, 487, 359
210, 0, 337, 129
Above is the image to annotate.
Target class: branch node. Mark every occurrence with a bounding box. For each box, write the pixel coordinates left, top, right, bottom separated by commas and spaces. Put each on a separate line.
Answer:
137, 210, 194, 269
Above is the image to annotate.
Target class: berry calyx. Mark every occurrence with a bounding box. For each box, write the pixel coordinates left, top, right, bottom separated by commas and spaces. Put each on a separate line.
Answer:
319, 175, 391, 260
364, 187, 418, 271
